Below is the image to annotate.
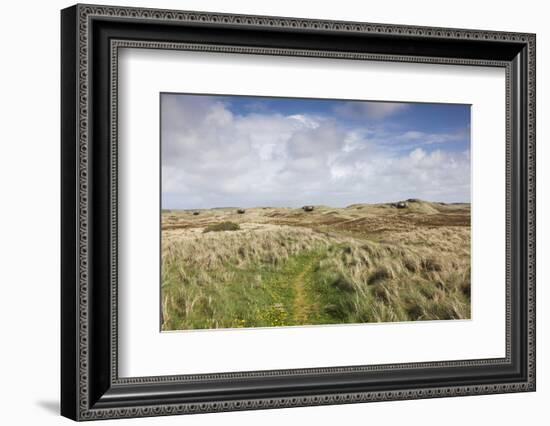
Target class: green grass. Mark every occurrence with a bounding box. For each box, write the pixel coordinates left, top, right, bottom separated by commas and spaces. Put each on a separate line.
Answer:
162, 250, 327, 329
162, 241, 470, 330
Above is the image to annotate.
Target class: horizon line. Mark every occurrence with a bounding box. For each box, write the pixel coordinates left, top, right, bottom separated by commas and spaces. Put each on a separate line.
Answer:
162, 199, 471, 210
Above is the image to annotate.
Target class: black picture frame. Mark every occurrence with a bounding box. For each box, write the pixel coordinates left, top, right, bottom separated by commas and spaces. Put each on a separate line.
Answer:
61, 4, 536, 421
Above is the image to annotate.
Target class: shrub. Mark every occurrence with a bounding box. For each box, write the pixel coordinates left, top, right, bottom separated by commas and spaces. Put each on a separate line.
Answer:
329, 272, 356, 292
367, 266, 393, 285
203, 221, 241, 233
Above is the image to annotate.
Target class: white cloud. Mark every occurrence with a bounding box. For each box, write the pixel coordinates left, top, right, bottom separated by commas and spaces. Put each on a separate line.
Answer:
398, 129, 468, 145
287, 114, 320, 129
161, 96, 470, 208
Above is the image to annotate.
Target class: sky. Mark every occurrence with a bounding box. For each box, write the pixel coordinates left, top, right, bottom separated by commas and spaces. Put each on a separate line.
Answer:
161, 93, 471, 209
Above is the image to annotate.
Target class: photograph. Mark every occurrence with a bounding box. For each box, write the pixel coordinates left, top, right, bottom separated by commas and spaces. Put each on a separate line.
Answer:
160, 93, 472, 331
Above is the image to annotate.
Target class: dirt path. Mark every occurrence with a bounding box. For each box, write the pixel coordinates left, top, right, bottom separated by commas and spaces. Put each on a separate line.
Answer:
291, 257, 319, 324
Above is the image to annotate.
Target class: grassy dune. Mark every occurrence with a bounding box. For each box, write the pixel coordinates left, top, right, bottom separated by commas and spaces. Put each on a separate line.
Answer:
161, 200, 470, 330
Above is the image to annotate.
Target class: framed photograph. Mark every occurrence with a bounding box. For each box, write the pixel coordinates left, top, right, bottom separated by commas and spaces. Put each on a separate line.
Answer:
61, 4, 536, 421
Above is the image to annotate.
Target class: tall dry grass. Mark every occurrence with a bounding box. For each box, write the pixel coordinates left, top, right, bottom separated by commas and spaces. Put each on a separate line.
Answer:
161, 222, 470, 330
312, 227, 470, 323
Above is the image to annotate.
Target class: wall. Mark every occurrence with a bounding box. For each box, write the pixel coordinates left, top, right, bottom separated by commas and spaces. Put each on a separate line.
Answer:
0, 0, 546, 424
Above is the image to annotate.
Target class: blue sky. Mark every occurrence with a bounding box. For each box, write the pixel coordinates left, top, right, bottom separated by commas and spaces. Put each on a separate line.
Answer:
161, 93, 470, 209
